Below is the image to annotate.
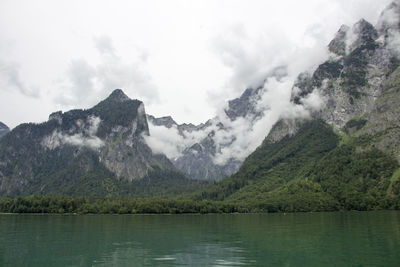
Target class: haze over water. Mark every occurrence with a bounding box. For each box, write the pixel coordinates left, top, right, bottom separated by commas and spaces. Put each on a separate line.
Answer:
1, 211, 400, 266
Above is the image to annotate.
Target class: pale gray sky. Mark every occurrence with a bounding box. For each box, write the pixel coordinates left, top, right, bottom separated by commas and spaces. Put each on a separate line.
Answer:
0, 0, 392, 128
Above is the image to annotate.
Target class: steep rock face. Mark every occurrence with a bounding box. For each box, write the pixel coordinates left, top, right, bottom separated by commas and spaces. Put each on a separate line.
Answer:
224, 87, 264, 120
352, 66, 400, 161
0, 89, 174, 196
0, 122, 9, 138
271, 2, 400, 160
328, 25, 349, 56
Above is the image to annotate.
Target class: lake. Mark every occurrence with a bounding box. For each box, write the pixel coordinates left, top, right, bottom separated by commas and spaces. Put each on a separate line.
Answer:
0, 211, 399, 266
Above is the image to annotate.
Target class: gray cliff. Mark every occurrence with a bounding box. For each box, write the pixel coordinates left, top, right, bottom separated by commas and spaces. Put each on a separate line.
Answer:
268, 2, 400, 162
0, 89, 175, 196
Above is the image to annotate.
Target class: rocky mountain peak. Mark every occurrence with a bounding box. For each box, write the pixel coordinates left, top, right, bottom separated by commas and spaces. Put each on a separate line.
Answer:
147, 115, 177, 128
328, 18, 379, 56
0, 89, 178, 196
224, 87, 263, 121
354, 18, 377, 35
106, 89, 131, 102
48, 111, 63, 123
328, 24, 350, 56
348, 19, 378, 51
268, 2, 400, 157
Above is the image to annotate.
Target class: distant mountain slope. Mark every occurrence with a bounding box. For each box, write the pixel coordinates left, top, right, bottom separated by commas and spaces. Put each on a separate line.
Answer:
0, 122, 9, 138
0, 89, 204, 197
192, 2, 400, 211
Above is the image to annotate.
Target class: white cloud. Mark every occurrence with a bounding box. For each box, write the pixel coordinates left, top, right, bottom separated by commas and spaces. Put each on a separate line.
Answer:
378, 2, 400, 57
387, 31, 400, 57
212, 78, 293, 165
145, 75, 326, 166
144, 121, 210, 159
300, 89, 326, 112
42, 116, 104, 150
143, 124, 183, 159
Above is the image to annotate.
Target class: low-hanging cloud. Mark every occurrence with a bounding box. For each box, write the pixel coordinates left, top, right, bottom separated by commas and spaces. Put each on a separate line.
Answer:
145, 76, 325, 166
212, 77, 324, 165
144, 123, 210, 159
42, 116, 104, 150
206, 22, 329, 165
378, 1, 400, 57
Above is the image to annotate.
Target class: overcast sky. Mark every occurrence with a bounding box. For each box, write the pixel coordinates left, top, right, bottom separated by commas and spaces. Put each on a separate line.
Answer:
0, 0, 392, 129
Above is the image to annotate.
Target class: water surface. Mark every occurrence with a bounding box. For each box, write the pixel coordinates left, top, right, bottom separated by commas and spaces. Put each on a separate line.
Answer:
1, 211, 399, 266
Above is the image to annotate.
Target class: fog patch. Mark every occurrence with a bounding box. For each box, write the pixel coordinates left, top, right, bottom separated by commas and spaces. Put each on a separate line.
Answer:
42, 116, 104, 150
144, 122, 209, 159
145, 72, 327, 166
212, 76, 325, 166
379, 2, 400, 57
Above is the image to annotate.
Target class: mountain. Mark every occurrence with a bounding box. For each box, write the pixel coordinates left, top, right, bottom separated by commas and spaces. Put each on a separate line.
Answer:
146, 114, 238, 181
146, 70, 284, 181
0, 89, 205, 197
147, 91, 255, 181
1, 2, 399, 211
0, 122, 10, 138
193, 2, 400, 211
283, 2, 400, 161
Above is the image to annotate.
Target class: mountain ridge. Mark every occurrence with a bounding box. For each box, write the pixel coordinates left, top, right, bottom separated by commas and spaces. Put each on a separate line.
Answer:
0, 89, 206, 197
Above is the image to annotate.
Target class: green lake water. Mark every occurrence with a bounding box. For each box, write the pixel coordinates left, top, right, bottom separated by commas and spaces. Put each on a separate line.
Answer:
0, 211, 399, 266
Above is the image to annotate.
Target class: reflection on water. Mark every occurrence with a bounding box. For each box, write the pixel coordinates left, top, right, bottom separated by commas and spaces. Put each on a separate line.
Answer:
93, 234, 253, 266
96, 243, 253, 266
1, 212, 400, 266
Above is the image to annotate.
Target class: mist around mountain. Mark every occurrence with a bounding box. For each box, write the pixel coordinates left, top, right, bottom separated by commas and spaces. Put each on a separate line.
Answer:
191, 1, 400, 211
144, 65, 317, 181
0, 2, 399, 213
144, 1, 400, 179
0, 89, 206, 197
